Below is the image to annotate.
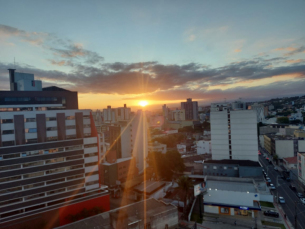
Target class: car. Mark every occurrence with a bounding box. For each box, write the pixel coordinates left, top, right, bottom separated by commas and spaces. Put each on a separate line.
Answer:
274, 166, 278, 171
263, 210, 279, 218
266, 177, 271, 183
262, 169, 265, 173
279, 196, 285, 203
300, 198, 305, 204
269, 184, 276, 190
297, 193, 304, 198
289, 185, 297, 191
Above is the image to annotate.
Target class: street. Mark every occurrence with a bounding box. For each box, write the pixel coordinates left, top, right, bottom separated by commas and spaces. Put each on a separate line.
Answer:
259, 146, 305, 229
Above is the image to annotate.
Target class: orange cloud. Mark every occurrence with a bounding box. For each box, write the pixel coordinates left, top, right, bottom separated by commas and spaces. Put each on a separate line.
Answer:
285, 59, 305, 64
234, 49, 241, 53
274, 47, 296, 51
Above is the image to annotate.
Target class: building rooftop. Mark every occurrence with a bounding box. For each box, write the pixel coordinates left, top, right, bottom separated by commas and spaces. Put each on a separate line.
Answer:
55, 198, 176, 229
283, 156, 297, 164
203, 159, 260, 167
207, 180, 256, 193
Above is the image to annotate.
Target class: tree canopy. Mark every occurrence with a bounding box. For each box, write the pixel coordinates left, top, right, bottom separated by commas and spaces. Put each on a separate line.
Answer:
276, 117, 289, 124
147, 150, 185, 180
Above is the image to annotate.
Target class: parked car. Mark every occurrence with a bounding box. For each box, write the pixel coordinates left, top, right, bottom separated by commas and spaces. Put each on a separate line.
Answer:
269, 184, 276, 190
297, 193, 304, 198
279, 196, 285, 204
289, 185, 297, 191
266, 177, 271, 183
300, 198, 305, 204
274, 166, 278, 171
263, 210, 279, 218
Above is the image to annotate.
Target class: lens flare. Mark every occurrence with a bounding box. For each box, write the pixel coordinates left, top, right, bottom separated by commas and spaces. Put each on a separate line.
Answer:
139, 101, 148, 107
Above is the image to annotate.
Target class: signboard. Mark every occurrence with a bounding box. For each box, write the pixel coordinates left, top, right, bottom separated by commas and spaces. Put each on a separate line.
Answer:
239, 206, 249, 210
194, 183, 207, 197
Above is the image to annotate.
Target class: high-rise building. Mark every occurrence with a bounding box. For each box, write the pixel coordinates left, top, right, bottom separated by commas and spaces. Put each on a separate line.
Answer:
0, 70, 109, 229
181, 98, 198, 120
248, 103, 265, 123
102, 104, 131, 123
211, 108, 258, 161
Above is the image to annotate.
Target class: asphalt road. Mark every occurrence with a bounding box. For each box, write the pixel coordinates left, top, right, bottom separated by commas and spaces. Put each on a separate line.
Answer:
259, 146, 305, 229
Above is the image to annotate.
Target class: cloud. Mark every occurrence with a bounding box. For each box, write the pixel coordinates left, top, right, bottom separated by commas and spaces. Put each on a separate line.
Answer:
0, 24, 104, 65
285, 59, 305, 64
234, 49, 241, 53
284, 46, 305, 56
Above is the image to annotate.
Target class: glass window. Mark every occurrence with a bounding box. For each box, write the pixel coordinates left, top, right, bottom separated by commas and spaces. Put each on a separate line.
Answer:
47, 188, 65, 195
45, 157, 64, 164
0, 164, 21, 171
25, 118, 36, 122
46, 117, 57, 121
85, 180, 99, 186
25, 128, 37, 133
0, 186, 22, 194
24, 193, 45, 201
1, 119, 13, 124
84, 152, 98, 157
47, 136, 58, 142
26, 139, 38, 144
47, 127, 57, 131
66, 155, 83, 161
46, 178, 65, 185
67, 174, 83, 180
67, 184, 83, 191
66, 125, 76, 129
67, 165, 83, 171
2, 130, 14, 135
0, 175, 21, 183
46, 167, 66, 174
85, 162, 98, 167
84, 143, 98, 148
0, 198, 22, 206
23, 161, 44, 168
66, 135, 76, 139
3, 153, 20, 159
24, 182, 44, 190
65, 145, 82, 151
2, 141, 15, 147
23, 171, 44, 179
85, 171, 99, 176
66, 116, 75, 120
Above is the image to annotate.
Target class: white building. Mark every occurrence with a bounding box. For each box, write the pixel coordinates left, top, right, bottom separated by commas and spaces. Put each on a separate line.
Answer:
8, 69, 42, 91
248, 103, 265, 123
211, 109, 258, 161
177, 144, 186, 154
196, 140, 211, 155
289, 110, 303, 122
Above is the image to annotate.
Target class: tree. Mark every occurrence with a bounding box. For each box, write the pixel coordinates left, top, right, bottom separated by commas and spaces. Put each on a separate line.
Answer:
276, 117, 289, 124
177, 176, 193, 218
165, 150, 185, 175
273, 154, 279, 165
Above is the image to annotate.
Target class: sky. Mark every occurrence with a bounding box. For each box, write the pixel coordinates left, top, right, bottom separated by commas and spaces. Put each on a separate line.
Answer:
0, 0, 305, 110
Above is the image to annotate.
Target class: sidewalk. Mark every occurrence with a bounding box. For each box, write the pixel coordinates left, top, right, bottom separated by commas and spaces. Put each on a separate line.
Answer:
273, 202, 294, 229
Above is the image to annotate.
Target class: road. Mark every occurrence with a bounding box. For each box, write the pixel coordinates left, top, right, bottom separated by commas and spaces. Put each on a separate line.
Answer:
259, 145, 305, 229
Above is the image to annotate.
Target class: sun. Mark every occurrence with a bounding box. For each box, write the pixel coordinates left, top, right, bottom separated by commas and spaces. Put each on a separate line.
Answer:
139, 101, 148, 107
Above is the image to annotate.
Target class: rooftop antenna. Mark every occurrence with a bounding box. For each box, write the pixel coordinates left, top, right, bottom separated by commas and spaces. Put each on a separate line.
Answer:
14, 57, 15, 69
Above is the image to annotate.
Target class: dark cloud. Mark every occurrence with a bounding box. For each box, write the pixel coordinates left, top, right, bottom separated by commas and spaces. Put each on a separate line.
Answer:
284, 46, 305, 56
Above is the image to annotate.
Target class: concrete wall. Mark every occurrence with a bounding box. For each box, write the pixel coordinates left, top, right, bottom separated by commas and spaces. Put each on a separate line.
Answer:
204, 205, 219, 214
203, 163, 239, 177
239, 166, 262, 178
299, 140, 305, 152
260, 194, 273, 202
275, 140, 294, 158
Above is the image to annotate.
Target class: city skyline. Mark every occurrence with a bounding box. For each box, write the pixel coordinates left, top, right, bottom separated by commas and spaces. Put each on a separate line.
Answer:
1, 0, 305, 110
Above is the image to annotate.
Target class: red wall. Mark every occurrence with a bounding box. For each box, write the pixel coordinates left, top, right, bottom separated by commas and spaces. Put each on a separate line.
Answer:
58, 194, 110, 226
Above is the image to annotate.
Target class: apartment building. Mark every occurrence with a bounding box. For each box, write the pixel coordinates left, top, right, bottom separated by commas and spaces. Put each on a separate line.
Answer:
181, 98, 198, 120
211, 108, 258, 161
102, 104, 131, 123
0, 70, 109, 229
298, 152, 305, 187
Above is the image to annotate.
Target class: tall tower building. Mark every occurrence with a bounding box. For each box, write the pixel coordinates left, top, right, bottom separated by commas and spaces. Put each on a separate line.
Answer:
181, 98, 198, 120
210, 108, 258, 161
0, 70, 109, 229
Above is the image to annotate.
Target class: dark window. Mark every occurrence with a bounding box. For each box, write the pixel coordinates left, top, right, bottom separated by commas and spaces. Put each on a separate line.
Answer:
25, 204, 45, 212
2, 140, 15, 147
2, 130, 14, 135
1, 119, 13, 124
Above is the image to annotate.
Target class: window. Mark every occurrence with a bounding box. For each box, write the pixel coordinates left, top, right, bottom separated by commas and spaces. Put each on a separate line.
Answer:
3, 153, 20, 159
2, 130, 14, 135
213, 166, 217, 169
2, 141, 15, 147
224, 166, 227, 170
84, 152, 98, 157
66, 134, 76, 139
85, 180, 99, 186
83, 115, 90, 119
25, 128, 37, 133
234, 167, 238, 170
25, 118, 36, 122
24, 193, 45, 201
66, 155, 83, 161
0, 198, 23, 206
23, 150, 44, 157
46, 117, 57, 121
67, 174, 83, 180
47, 188, 65, 195
23, 161, 44, 168
84, 143, 97, 148
85, 162, 98, 167
0, 164, 21, 171
0, 186, 22, 194
1, 119, 13, 124
26, 138, 38, 144
0, 175, 21, 183
204, 165, 207, 169
66, 116, 75, 120
23, 171, 44, 179
85, 171, 99, 176
67, 165, 83, 170
65, 145, 82, 151
24, 182, 44, 190
45, 157, 64, 164
46, 178, 65, 185
66, 125, 76, 129
47, 127, 57, 131
46, 167, 66, 174
47, 136, 58, 142
67, 184, 83, 191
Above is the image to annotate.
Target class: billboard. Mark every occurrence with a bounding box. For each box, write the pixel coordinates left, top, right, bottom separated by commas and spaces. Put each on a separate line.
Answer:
194, 182, 207, 197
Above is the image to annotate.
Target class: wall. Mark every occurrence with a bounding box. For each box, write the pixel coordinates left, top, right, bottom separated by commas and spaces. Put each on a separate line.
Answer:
196, 140, 211, 155
202, 163, 239, 177
260, 194, 273, 202
204, 205, 219, 214
239, 166, 262, 178
275, 140, 294, 158
299, 140, 305, 152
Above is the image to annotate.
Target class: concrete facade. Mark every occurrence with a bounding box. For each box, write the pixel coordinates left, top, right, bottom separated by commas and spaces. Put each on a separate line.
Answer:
298, 153, 305, 186
211, 109, 258, 161
196, 140, 211, 155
